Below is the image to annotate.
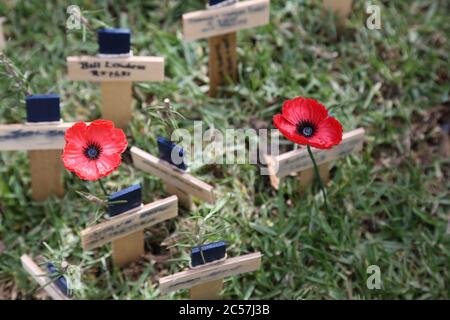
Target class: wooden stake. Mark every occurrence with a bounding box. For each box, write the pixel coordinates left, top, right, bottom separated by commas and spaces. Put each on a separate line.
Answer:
100, 81, 133, 130
67, 55, 164, 130
131, 146, 215, 209
81, 196, 178, 267
190, 279, 223, 300
0, 96, 70, 201
182, 0, 270, 41
28, 150, 64, 201
323, 0, 353, 25
266, 128, 365, 190
299, 162, 330, 189
0, 17, 5, 51
182, 0, 270, 96
208, 32, 237, 97
164, 182, 192, 209
20, 255, 71, 300
112, 229, 144, 267
159, 252, 261, 298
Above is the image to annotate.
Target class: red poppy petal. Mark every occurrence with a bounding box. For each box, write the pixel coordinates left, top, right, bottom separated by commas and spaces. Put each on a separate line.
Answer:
74, 160, 101, 181
62, 142, 84, 170
64, 121, 87, 147
308, 117, 343, 149
115, 128, 128, 152
273, 114, 309, 146
85, 120, 115, 143
96, 153, 122, 177
300, 98, 328, 124
85, 120, 127, 155
62, 138, 101, 181
282, 97, 328, 126
281, 97, 306, 125
63, 151, 101, 180
102, 128, 127, 154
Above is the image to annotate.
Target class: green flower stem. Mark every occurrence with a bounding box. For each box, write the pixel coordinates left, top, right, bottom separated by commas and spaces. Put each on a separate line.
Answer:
98, 179, 108, 197
307, 145, 329, 210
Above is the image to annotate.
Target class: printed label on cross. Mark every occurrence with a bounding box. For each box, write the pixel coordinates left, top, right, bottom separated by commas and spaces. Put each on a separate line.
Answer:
20, 255, 72, 300
182, 0, 270, 97
66, 28, 164, 129
265, 128, 365, 189
0, 94, 74, 200
80, 184, 178, 267
159, 251, 261, 300
130, 146, 215, 209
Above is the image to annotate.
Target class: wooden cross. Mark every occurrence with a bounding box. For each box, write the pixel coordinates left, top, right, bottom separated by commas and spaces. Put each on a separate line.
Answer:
0, 17, 5, 51
322, 0, 353, 26
159, 241, 261, 300
67, 28, 164, 129
20, 254, 71, 300
130, 146, 215, 209
182, 0, 270, 97
0, 94, 71, 200
80, 184, 178, 267
265, 128, 365, 190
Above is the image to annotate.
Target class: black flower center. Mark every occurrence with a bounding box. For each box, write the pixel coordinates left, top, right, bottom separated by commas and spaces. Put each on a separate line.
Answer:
83, 142, 102, 160
297, 121, 316, 138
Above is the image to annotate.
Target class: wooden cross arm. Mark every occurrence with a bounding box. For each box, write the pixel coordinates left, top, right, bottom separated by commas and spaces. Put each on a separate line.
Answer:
20, 254, 71, 300
159, 252, 262, 294
0, 122, 74, 151
130, 146, 215, 203
267, 128, 365, 179
81, 195, 178, 251
182, 0, 270, 41
67, 56, 164, 82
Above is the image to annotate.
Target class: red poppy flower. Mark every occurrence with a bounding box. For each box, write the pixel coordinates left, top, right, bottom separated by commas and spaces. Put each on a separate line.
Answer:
273, 97, 343, 149
62, 120, 128, 181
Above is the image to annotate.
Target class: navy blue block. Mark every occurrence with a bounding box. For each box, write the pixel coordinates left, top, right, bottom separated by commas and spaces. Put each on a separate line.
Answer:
108, 184, 141, 217
97, 28, 131, 54
209, 0, 228, 6
157, 136, 187, 171
46, 263, 70, 297
191, 241, 227, 267
25, 94, 60, 123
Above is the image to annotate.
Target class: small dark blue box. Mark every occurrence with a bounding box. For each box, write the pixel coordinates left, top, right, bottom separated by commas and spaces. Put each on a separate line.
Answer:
157, 136, 187, 171
97, 28, 131, 55
46, 263, 70, 297
191, 241, 227, 267
25, 94, 60, 123
209, 0, 229, 6
108, 184, 141, 217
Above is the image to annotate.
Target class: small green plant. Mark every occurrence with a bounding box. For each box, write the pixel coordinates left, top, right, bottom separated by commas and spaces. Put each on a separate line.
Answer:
0, 53, 32, 96
148, 97, 185, 137
40, 242, 84, 298
175, 194, 231, 265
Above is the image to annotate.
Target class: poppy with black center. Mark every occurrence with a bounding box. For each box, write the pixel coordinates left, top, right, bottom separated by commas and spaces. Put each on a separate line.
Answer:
83, 142, 103, 160
62, 120, 128, 181
273, 97, 343, 150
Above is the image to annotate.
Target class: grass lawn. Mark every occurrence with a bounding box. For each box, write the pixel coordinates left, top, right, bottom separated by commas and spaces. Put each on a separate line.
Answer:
0, 0, 449, 299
